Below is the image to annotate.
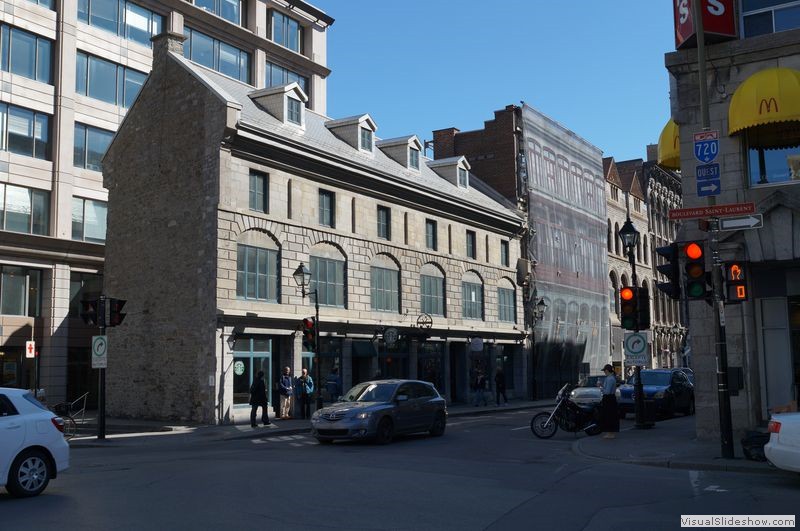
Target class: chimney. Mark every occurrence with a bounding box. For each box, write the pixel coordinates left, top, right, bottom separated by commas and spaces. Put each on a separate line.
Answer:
646, 143, 658, 162
150, 30, 186, 66
432, 127, 459, 160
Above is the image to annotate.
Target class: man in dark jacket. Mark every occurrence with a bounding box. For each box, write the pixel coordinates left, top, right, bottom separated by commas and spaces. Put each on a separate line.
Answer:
249, 370, 271, 427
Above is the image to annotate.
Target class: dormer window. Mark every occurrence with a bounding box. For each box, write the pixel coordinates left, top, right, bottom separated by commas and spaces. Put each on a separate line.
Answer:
409, 147, 420, 170
360, 127, 373, 152
458, 167, 468, 187
287, 97, 302, 125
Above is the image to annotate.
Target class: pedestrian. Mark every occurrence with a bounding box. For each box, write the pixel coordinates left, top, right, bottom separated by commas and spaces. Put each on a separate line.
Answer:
297, 368, 314, 420
598, 364, 619, 439
473, 370, 488, 406
249, 370, 271, 427
278, 366, 294, 419
325, 367, 341, 403
494, 367, 508, 406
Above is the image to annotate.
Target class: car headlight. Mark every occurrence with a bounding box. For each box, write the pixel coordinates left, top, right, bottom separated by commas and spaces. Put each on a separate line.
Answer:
615, 389, 621, 398
570, 390, 577, 397
355, 411, 371, 420
654, 391, 665, 399
311, 410, 321, 420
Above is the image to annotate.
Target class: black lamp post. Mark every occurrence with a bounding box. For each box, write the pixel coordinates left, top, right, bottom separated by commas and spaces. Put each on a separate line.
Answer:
293, 262, 323, 411
619, 216, 647, 429
530, 297, 547, 400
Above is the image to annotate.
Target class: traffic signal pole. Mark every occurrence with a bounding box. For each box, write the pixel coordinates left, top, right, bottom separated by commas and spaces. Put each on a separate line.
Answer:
314, 290, 322, 411
693, 0, 734, 459
98, 295, 106, 440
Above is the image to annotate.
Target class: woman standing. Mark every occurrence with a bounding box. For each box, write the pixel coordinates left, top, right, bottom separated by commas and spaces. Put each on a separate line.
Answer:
598, 364, 619, 439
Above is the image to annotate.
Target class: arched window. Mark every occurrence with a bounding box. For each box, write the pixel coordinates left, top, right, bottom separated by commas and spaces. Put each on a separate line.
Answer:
462, 270, 484, 320
497, 277, 516, 323
643, 237, 649, 265
607, 219, 612, 252
420, 263, 446, 317
370, 254, 400, 313
614, 222, 621, 255
636, 241, 642, 263
609, 272, 618, 316
310, 243, 346, 308
236, 230, 280, 302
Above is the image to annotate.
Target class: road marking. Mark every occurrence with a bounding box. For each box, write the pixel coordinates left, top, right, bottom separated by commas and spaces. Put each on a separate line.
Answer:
704, 485, 728, 493
511, 426, 529, 431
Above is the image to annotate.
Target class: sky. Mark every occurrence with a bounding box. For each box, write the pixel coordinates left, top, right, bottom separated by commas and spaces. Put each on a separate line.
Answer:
311, 0, 677, 163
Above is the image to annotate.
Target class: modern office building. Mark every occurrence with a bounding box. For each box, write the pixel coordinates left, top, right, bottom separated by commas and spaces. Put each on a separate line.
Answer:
101, 32, 525, 423
0, 0, 333, 406
665, 1, 800, 438
433, 104, 610, 399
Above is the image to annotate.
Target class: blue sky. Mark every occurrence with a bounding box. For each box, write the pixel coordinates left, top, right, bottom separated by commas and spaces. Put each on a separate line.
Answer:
311, 0, 676, 163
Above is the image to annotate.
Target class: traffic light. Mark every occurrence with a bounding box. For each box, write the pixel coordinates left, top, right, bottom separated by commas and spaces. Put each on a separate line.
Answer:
724, 262, 748, 303
302, 317, 316, 352
637, 288, 651, 330
655, 243, 681, 301
108, 298, 127, 326
683, 241, 710, 300
80, 299, 99, 326
620, 287, 637, 330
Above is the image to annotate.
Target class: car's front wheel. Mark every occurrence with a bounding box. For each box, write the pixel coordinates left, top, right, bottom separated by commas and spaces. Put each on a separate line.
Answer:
374, 417, 394, 445
429, 412, 446, 437
6, 449, 51, 498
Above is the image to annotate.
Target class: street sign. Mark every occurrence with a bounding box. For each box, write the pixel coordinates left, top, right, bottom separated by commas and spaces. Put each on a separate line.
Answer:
697, 179, 721, 197
720, 214, 763, 231
470, 336, 484, 352
624, 332, 649, 365
696, 163, 720, 181
383, 327, 398, 347
669, 202, 755, 220
693, 130, 719, 164
25, 340, 35, 359
91, 335, 107, 369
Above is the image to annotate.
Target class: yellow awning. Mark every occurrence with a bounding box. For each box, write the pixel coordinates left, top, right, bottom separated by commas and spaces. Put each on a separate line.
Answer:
657, 119, 680, 170
729, 67, 800, 136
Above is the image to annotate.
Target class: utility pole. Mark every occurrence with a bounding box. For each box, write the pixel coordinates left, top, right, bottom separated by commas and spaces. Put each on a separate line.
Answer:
691, 0, 734, 459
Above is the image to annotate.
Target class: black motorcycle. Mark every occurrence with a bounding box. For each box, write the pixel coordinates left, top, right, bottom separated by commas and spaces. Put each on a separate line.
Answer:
530, 383, 602, 438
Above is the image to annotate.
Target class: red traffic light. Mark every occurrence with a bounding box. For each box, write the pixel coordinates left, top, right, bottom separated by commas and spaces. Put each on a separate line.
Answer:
302, 317, 315, 329
684, 242, 703, 260
620, 287, 634, 301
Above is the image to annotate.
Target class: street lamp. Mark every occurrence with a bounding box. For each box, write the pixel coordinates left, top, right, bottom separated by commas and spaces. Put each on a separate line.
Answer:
293, 262, 323, 411
618, 216, 649, 429
226, 332, 237, 351
530, 296, 548, 400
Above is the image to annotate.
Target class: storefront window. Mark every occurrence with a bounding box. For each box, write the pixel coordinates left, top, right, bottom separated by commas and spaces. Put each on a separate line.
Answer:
418, 342, 445, 396
317, 337, 342, 402
0, 265, 41, 316
232, 337, 272, 406
748, 143, 800, 187
495, 345, 515, 390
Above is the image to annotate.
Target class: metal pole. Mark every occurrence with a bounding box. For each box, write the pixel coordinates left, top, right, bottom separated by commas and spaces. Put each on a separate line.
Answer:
98, 295, 106, 440
692, 0, 710, 130
629, 244, 647, 429
314, 290, 323, 411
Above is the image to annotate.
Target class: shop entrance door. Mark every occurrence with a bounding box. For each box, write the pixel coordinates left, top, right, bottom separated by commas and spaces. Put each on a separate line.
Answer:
232, 337, 273, 409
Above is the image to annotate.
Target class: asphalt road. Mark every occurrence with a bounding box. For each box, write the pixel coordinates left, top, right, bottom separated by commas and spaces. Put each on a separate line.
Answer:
2, 409, 798, 531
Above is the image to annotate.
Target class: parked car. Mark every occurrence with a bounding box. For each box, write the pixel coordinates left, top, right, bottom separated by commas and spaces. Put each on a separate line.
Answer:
0, 388, 70, 497
678, 367, 695, 385
310, 380, 447, 444
616, 369, 695, 418
765, 412, 800, 473
569, 376, 605, 406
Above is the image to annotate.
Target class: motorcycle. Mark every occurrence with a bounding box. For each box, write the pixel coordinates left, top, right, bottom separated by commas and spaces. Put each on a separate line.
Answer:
530, 383, 602, 439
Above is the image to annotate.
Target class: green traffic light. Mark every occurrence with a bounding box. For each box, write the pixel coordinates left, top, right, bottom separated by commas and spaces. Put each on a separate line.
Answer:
686, 281, 706, 298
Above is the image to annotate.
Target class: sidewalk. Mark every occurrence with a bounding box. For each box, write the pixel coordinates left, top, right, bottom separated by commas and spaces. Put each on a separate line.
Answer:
571, 415, 785, 475
69, 399, 554, 447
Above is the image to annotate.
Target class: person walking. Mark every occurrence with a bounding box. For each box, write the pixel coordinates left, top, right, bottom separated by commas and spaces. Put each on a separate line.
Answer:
598, 364, 619, 439
249, 370, 271, 427
473, 370, 488, 407
325, 367, 341, 403
297, 368, 314, 420
278, 366, 294, 419
494, 367, 508, 406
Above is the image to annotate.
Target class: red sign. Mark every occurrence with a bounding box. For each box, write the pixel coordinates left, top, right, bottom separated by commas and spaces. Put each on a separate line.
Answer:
674, 0, 736, 50
669, 202, 755, 220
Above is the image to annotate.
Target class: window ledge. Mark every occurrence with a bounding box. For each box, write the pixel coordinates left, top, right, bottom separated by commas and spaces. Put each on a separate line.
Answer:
750, 179, 800, 189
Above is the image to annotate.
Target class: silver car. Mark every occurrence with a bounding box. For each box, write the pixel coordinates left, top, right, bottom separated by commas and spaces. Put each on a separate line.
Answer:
569, 375, 604, 406
310, 380, 447, 444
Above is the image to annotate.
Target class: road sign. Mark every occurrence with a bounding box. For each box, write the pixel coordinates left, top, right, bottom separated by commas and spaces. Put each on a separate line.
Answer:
91, 335, 107, 369
697, 179, 721, 197
383, 327, 398, 347
720, 214, 763, 231
25, 340, 35, 359
623, 332, 650, 365
696, 163, 720, 181
669, 202, 755, 220
693, 130, 719, 163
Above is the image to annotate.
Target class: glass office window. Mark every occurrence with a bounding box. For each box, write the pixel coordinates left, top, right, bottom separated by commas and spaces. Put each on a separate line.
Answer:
0, 104, 50, 160
0, 183, 49, 236
184, 27, 250, 83
1, 265, 42, 317
69, 272, 103, 316
76, 51, 147, 108
498, 287, 516, 323
462, 281, 483, 320
194, 0, 242, 25
265, 62, 308, 95
26, 0, 54, 9
249, 170, 268, 213
743, 1, 800, 37
319, 190, 334, 227
270, 10, 303, 53
425, 220, 437, 250
74, 123, 114, 172
377, 206, 391, 240
78, 0, 163, 47
421, 274, 444, 316
310, 256, 345, 307
466, 230, 476, 259
500, 240, 510, 267
0, 26, 52, 84
71, 197, 107, 243
371, 266, 399, 312
236, 245, 279, 302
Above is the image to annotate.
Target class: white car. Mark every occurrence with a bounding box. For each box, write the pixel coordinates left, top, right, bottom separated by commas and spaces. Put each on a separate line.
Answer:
765, 412, 800, 473
1, 388, 70, 497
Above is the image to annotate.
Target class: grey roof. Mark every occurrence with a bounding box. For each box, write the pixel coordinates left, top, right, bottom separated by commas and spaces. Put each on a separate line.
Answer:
171, 53, 521, 221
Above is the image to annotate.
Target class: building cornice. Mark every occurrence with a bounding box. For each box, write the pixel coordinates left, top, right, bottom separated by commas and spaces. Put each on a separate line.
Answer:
0, 232, 104, 267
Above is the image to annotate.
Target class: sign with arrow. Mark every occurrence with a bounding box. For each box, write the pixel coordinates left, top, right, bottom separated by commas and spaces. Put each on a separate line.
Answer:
720, 214, 763, 232
697, 179, 721, 197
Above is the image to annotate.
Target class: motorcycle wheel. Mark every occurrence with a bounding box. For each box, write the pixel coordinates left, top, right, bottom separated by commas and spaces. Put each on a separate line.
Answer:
531, 412, 558, 439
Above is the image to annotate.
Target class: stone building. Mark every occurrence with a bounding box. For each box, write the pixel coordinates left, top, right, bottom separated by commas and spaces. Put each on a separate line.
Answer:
433, 104, 609, 399
665, 2, 800, 438
0, 0, 333, 407
102, 33, 525, 423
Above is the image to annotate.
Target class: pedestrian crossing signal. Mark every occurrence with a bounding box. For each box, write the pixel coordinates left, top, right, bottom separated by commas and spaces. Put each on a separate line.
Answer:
724, 262, 748, 303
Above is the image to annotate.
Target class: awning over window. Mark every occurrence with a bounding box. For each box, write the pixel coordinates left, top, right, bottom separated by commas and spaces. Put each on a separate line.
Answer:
657, 119, 680, 170
729, 67, 800, 139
